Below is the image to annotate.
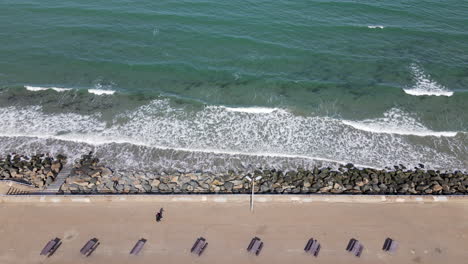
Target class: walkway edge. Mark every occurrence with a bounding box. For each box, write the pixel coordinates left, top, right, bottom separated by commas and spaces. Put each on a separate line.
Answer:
1, 194, 467, 203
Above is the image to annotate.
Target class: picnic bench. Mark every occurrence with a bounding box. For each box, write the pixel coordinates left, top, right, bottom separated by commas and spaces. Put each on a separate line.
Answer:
40, 238, 62, 257
304, 238, 321, 257
130, 238, 147, 255
247, 237, 264, 256
346, 238, 363, 257
80, 238, 100, 257
191, 237, 208, 256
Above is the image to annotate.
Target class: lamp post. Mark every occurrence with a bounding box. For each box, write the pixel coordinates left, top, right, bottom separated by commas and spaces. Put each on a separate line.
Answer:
245, 175, 262, 212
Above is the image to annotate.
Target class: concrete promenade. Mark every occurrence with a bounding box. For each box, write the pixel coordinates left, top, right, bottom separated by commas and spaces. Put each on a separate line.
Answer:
0, 194, 467, 264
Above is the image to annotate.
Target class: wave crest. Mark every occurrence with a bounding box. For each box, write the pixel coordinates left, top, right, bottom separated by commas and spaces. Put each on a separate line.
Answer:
24, 85, 115, 95
0, 101, 465, 170
25, 86, 71, 92
88, 89, 115, 95
223, 106, 283, 114
403, 64, 454, 96
368, 25, 385, 29
342, 108, 457, 137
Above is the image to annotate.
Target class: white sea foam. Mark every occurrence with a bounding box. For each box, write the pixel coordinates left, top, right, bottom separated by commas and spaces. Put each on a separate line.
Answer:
25, 85, 116, 95
0, 101, 464, 171
403, 89, 453, 97
342, 108, 457, 137
88, 89, 115, 95
43, 133, 372, 167
403, 64, 454, 96
25, 86, 71, 92
224, 106, 281, 114
368, 25, 385, 29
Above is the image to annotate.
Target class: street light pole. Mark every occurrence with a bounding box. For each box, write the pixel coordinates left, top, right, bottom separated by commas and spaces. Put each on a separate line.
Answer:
245, 175, 262, 212
251, 178, 255, 212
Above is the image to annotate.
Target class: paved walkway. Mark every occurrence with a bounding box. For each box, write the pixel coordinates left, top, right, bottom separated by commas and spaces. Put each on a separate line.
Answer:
0, 195, 467, 264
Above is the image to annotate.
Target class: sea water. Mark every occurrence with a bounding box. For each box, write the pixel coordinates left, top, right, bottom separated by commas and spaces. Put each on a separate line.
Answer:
0, 0, 467, 171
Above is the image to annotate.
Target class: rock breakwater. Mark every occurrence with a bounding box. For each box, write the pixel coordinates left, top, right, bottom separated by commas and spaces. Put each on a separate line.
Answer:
0, 154, 66, 188
59, 154, 468, 195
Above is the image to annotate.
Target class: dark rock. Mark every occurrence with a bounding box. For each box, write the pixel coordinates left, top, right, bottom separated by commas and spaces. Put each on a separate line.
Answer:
142, 181, 152, 192
104, 181, 114, 191
189, 180, 199, 188
260, 182, 271, 193
46, 176, 54, 185
432, 184, 443, 192
291, 187, 301, 194
159, 183, 170, 191
115, 184, 124, 192
6, 152, 465, 195
100, 167, 113, 177
416, 185, 430, 191
224, 182, 234, 192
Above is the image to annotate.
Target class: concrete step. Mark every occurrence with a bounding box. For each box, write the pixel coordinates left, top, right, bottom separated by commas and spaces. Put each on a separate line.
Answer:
7, 187, 30, 195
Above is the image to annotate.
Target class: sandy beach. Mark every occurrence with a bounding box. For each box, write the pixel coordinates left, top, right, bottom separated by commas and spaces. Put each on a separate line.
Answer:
0, 195, 467, 264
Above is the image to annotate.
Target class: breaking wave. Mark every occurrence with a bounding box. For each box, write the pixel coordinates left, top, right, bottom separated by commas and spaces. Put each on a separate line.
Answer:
25, 86, 71, 92
223, 106, 282, 114
0, 100, 465, 171
88, 89, 115, 95
24, 85, 115, 95
403, 64, 454, 96
342, 108, 458, 137
368, 25, 385, 29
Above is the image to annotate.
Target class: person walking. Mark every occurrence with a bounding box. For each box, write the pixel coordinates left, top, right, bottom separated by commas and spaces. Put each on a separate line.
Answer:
156, 208, 164, 222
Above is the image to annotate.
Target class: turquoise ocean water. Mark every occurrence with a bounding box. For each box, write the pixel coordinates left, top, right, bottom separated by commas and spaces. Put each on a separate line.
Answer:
0, 0, 467, 171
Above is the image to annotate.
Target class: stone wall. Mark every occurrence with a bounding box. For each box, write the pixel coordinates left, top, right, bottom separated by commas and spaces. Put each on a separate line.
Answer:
0, 154, 66, 188
60, 154, 468, 195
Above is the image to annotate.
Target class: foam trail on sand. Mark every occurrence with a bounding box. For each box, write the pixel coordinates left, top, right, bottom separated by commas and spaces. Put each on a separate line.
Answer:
342, 108, 458, 137
403, 64, 454, 96
25, 86, 71, 92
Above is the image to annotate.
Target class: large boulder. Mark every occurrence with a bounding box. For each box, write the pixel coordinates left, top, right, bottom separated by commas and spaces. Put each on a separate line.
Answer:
224, 182, 234, 192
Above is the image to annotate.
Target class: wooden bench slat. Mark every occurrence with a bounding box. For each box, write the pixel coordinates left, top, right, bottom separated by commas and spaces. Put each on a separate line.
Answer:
383, 238, 392, 251
40, 240, 56, 255
346, 238, 356, 251
247, 237, 259, 251
255, 242, 263, 256
130, 239, 147, 255
304, 238, 314, 251
80, 238, 99, 256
